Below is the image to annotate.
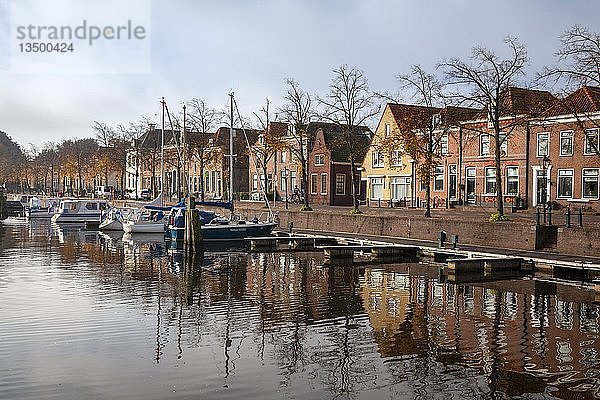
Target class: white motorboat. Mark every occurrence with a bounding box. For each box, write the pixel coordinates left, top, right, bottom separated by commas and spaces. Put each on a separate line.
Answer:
99, 207, 135, 231
51, 199, 110, 224
25, 197, 59, 219
122, 209, 167, 233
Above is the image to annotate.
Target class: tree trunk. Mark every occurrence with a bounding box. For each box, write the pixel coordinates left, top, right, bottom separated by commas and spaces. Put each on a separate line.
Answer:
424, 129, 433, 218
495, 136, 504, 216
199, 163, 205, 201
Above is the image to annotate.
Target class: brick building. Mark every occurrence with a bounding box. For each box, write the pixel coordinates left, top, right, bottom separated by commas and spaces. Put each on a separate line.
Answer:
307, 122, 372, 206
529, 86, 600, 209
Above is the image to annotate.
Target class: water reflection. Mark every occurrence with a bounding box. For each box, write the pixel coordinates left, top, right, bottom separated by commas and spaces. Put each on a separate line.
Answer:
0, 218, 599, 399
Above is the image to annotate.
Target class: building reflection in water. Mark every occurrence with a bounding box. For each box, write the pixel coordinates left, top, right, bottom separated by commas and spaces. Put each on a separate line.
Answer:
3, 219, 599, 399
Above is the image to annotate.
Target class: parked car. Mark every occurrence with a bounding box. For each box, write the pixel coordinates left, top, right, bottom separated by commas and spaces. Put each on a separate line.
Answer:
95, 186, 114, 199
140, 189, 151, 200
4, 200, 24, 217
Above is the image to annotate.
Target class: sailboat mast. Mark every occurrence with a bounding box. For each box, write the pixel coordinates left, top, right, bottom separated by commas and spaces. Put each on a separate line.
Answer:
229, 93, 234, 204
160, 97, 165, 207
183, 103, 188, 197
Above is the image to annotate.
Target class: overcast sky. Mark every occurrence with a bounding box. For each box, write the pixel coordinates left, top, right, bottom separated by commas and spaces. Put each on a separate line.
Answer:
0, 0, 598, 147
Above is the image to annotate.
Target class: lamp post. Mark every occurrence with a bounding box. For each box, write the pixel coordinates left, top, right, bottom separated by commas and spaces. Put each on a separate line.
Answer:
283, 167, 289, 210
540, 155, 550, 209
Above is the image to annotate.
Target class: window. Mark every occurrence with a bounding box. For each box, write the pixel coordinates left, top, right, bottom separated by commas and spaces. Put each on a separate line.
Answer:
391, 150, 402, 167
372, 151, 384, 168
385, 123, 391, 137
280, 150, 287, 163
280, 175, 287, 192
433, 165, 444, 191
290, 171, 297, 189
480, 134, 490, 156
320, 173, 327, 195
506, 166, 519, 195
335, 174, 346, 195
314, 154, 324, 166
560, 131, 573, 156
437, 135, 449, 155
86, 202, 98, 210
485, 167, 496, 195
370, 177, 384, 199
310, 174, 318, 194
557, 169, 573, 198
583, 169, 599, 199
252, 174, 258, 191
537, 132, 549, 157
585, 128, 599, 155
390, 177, 411, 200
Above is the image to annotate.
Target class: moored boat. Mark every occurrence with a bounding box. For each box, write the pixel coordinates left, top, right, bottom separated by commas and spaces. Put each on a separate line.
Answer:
25, 197, 59, 219
99, 207, 135, 231
122, 209, 167, 233
51, 199, 110, 224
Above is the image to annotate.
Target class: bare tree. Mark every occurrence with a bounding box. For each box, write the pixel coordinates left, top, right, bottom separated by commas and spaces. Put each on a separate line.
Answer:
538, 25, 600, 157
379, 66, 446, 217
317, 65, 380, 213
279, 79, 314, 210
187, 98, 218, 201
539, 25, 600, 90
439, 37, 529, 216
252, 98, 283, 203
118, 119, 148, 199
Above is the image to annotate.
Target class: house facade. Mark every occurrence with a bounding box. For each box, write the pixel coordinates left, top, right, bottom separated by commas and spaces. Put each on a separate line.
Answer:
528, 86, 600, 210
361, 103, 427, 207
307, 122, 371, 206
364, 88, 576, 211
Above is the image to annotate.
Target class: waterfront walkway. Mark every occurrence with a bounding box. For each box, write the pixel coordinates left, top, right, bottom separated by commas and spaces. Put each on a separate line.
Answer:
236, 201, 600, 263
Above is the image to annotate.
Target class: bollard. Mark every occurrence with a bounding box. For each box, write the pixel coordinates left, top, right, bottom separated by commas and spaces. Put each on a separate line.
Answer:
536, 207, 540, 226
288, 221, 294, 234
578, 208, 583, 227
378, 198, 381, 208
438, 230, 447, 248
450, 234, 459, 249
565, 208, 571, 228
548, 207, 553, 225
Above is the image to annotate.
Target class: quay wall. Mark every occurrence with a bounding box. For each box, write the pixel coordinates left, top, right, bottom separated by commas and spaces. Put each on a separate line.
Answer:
268, 209, 537, 252
235, 204, 600, 257
556, 227, 600, 256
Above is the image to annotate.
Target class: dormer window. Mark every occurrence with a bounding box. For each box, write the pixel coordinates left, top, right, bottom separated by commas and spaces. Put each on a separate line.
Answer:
431, 114, 441, 128
372, 151, 384, 168
314, 154, 324, 166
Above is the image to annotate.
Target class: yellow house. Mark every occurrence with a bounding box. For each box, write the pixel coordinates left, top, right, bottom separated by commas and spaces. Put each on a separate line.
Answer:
361, 103, 433, 207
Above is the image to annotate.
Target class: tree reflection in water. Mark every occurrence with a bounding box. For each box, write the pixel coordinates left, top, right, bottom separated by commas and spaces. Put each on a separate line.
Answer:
1, 220, 599, 399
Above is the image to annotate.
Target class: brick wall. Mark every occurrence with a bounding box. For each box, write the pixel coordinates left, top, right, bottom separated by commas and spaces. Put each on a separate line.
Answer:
275, 210, 538, 251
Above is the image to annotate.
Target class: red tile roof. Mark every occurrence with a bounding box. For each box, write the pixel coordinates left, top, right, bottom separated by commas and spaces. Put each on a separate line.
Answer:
544, 86, 600, 117
500, 87, 557, 116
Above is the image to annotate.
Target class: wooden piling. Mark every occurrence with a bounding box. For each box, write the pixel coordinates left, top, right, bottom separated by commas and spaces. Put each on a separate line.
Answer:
185, 196, 202, 254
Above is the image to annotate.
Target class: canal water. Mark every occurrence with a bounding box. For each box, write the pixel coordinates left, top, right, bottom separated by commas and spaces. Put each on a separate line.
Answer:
1, 218, 599, 399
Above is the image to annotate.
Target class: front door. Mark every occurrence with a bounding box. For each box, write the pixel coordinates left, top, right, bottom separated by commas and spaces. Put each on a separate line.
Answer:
448, 164, 457, 200
533, 168, 550, 206
465, 167, 476, 204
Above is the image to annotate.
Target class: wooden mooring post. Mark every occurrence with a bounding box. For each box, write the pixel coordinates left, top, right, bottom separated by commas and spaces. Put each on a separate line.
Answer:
184, 196, 202, 254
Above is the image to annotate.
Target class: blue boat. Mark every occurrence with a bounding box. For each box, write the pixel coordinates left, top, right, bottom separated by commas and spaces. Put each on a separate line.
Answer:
166, 201, 277, 243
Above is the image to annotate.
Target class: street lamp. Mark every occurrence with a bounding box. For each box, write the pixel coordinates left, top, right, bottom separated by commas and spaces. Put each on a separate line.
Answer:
540, 155, 550, 208
282, 167, 289, 210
